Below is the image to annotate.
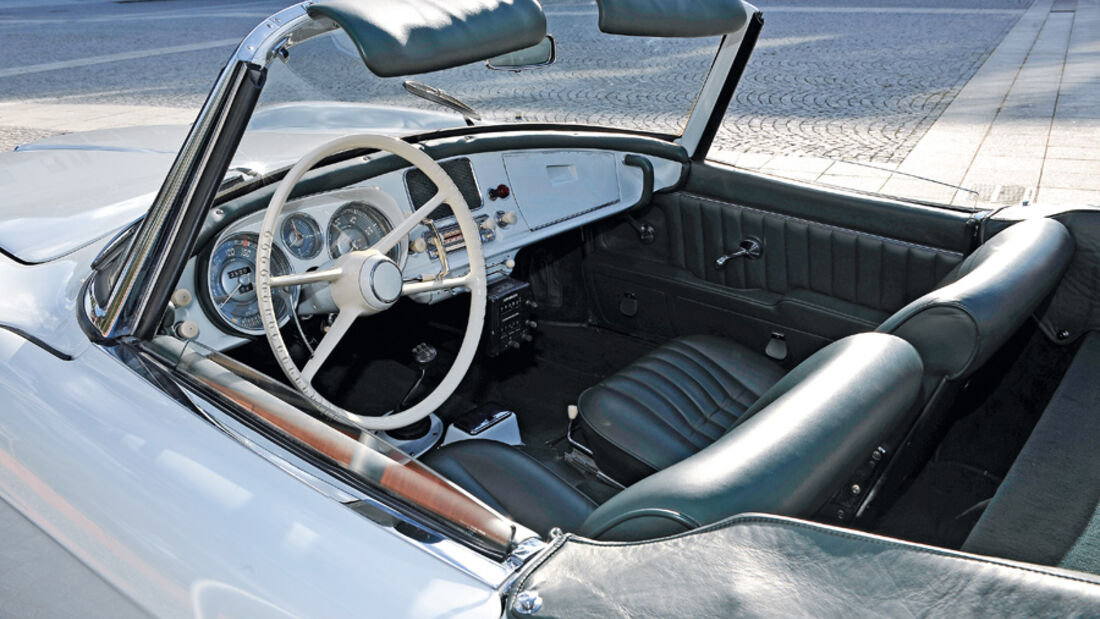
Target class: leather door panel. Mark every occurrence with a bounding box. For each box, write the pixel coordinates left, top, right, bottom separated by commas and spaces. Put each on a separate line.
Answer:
586, 163, 969, 364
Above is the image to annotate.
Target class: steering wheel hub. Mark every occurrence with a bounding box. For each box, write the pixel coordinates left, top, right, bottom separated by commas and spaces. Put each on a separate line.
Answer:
363, 255, 402, 305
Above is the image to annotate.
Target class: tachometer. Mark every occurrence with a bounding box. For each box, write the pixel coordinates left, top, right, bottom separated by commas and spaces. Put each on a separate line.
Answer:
205, 233, 299, 335
327, 202, 396, 260
280, 213, 322, 260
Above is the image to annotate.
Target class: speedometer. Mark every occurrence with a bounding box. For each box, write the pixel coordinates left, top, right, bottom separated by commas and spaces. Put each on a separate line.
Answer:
205, 233, 299, 335
327, 203, 396, 260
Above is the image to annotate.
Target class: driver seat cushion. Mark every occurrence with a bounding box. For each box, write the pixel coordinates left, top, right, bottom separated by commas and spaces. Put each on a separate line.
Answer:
421, 440, 597, 537
577, 335, 785, 485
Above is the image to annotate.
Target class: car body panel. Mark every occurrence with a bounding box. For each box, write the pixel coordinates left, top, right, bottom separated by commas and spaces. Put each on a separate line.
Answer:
0, 331, 501, 618
0, 243, 98, 358
0, 104, 461, 264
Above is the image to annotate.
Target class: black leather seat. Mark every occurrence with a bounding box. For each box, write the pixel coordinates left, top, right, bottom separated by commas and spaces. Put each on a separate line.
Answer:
425, 333, 923, 540
577, 335, 784, 484
579, 218, 1074, 485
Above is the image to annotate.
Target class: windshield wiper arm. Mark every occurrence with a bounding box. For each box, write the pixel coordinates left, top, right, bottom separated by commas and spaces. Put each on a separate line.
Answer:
403, 80, 481, 126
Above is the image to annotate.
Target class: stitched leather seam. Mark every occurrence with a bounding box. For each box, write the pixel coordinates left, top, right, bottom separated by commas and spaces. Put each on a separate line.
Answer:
550, 514, 1100, 587
637, 356, 746, 437
657, 344, 750, 405
637, 358, 726, 421
681, 193, 964, 258
671, 340, 774, 409
674, 338, 766, 402
613, 373, 714, 444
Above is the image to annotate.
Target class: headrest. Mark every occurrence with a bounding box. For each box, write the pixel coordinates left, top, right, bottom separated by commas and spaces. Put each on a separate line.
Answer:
309, 0, 547, 77
596, 0, 751, 38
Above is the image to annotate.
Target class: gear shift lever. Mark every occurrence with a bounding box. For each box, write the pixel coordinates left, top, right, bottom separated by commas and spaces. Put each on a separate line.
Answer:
387, 343, 438, 441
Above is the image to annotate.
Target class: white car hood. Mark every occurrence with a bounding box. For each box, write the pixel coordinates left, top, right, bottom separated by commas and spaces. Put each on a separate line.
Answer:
0, 103, 460, 264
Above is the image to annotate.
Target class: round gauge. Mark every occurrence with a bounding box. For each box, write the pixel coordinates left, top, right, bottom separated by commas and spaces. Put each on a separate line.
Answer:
206, 233, 299, 335
280, 213, 322, 260
327, 202, 396, 260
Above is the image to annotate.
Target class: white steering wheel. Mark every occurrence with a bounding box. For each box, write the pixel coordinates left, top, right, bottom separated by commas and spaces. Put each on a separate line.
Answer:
254, 134, 486, 432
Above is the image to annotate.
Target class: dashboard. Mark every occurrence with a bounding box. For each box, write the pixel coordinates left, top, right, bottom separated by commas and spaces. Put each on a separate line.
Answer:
171, 147, 684, 352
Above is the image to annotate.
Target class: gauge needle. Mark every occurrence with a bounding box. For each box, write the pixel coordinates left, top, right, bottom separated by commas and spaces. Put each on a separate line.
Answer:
218, 280, 243, 310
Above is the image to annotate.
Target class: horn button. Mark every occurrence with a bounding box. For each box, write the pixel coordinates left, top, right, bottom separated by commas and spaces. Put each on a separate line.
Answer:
360, 255, 403, 308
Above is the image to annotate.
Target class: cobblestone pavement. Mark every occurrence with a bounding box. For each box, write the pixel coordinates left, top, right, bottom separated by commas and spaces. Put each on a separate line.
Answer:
719, 1, 1031, 163
0, 0, 1031, 166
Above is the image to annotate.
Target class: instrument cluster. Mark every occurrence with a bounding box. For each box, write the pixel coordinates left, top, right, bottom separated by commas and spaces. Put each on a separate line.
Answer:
198, 189, 405, 337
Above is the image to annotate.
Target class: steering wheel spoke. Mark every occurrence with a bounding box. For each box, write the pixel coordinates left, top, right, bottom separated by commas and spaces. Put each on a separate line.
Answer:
301, 310, 358, 384
402, 273, 472, 296
370, 189, 452, 256
270, 267, 343, 288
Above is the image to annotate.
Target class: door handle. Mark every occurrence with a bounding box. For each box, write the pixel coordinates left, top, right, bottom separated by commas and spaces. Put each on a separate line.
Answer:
715, 238, 763, 269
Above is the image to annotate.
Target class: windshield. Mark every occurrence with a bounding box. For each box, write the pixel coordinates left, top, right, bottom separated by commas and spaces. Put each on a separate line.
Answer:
235, 7, 719, 168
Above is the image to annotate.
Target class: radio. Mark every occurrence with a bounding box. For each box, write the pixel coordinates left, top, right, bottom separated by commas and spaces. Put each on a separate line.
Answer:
484, 277, 536, 357
425, 214, 494, 257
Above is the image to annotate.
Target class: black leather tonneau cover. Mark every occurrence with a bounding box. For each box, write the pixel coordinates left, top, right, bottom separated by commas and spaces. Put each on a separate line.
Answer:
507, 514, 1100, 617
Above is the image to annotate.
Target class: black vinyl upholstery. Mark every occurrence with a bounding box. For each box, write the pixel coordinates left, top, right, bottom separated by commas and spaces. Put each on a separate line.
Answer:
579, 333, 922, 540
578, 335, 784, 484
421, 440, 597, 537
580, 219, 1074, 486
427, 333, 922, 541
661, 193, 963, 315
878, 217, 1074, 389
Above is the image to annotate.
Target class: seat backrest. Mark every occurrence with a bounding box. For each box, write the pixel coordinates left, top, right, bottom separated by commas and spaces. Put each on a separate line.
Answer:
578, 332, 923, 541
877, 218, 1073, 391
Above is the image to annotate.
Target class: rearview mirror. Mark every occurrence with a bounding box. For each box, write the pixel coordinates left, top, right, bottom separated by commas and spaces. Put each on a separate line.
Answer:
486, 36, 555, 71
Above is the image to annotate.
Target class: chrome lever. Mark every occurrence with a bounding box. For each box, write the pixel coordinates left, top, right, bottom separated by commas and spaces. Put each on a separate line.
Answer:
715, 238, 763, 269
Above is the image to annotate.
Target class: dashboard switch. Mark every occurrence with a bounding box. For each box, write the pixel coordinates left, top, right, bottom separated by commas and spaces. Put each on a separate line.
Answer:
497, 210, 518, 227
410, 237, 429, 254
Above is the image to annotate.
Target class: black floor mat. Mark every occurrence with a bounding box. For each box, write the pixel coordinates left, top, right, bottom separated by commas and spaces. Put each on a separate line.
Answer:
873, 324, 1079, 547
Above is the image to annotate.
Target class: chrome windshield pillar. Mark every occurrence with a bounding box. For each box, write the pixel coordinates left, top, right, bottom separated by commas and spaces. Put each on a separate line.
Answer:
87, 3, 327, 340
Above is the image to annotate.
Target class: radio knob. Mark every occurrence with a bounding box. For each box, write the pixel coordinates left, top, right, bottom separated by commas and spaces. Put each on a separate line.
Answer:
497, 211, 518, 227
480, 218, 496, 232
410, 237, 429, 253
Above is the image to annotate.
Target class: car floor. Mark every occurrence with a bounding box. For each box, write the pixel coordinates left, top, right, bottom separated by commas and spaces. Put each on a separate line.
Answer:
871, 323, 1079, 548
229, 299, 653, 504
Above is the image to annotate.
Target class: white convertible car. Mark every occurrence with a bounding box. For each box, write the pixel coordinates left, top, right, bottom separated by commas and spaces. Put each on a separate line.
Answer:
1, 0, 1099, 616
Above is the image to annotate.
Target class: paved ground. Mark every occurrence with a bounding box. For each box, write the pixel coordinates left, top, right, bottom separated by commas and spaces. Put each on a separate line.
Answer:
0, 0, 1096, 207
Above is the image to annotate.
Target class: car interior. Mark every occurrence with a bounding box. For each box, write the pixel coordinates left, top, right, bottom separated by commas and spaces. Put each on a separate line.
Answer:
142, 0, 1100, 595
164, 129, 1095, 563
